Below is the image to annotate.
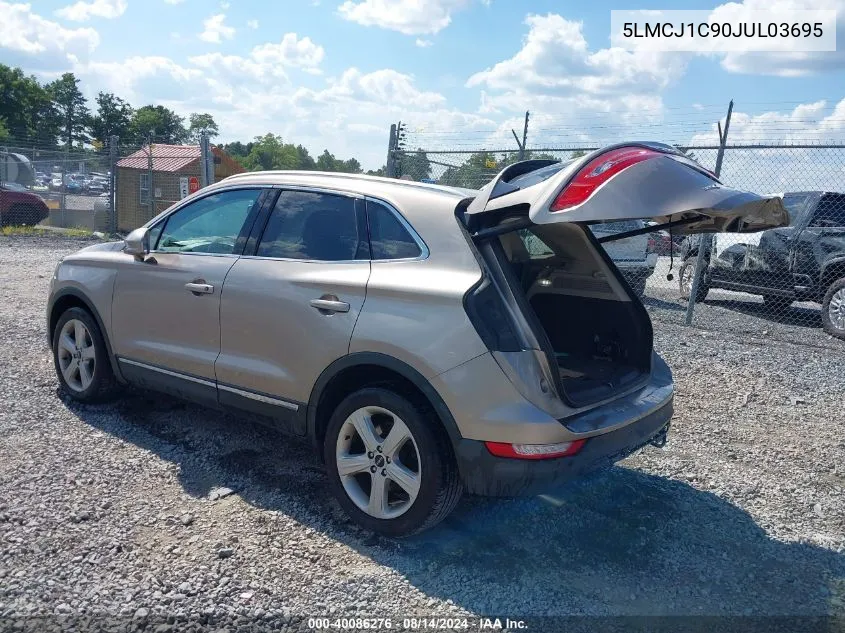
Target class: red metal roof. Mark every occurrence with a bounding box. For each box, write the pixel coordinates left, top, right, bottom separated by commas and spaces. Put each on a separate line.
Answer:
116, 144, 201, 172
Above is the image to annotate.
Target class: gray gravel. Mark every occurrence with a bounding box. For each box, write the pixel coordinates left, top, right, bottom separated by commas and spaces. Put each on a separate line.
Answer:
0, 235, 843, 631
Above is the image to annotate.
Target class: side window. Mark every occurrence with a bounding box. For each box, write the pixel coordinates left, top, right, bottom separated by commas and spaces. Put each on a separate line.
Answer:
782, 194, 808, 226
367, 201, 422, 260
809, 195, 845, 228
256, 190, 366, 261
156, 188, 260, 254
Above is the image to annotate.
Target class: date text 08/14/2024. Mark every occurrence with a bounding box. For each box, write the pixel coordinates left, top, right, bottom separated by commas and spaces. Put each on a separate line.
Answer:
307, 617, 528, 630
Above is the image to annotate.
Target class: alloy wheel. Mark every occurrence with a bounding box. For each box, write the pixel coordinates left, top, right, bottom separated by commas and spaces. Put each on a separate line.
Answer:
57, 318, 96, 392
829, 288, 845, 331
335, 405, 421, 520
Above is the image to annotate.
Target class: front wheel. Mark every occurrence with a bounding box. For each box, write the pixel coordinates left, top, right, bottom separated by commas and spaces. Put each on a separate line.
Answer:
52, 307, 119, 402
679, 257, 709, 303
821, 277, 845, 341
324, 387, 462, 537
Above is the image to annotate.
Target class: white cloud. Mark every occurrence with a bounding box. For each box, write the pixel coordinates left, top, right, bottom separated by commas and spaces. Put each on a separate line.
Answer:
189, 33, 324, 83
337, 0, 473, 35
56, 0, 127, 21
712, 0, 845, 76
72, 55, 203, 102
0, 2, 99, 67
468, 14, 685, 105
247, 19, 259, 29
199, 13, 235, 43
415, 38, 433, 47
163, 0, 184, 4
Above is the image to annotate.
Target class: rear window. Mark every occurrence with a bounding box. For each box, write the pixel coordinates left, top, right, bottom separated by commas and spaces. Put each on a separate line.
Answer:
508, 161, 568, 189
782, 193, 809, 225
589, 220, 643, 234
810, 194, 845, 228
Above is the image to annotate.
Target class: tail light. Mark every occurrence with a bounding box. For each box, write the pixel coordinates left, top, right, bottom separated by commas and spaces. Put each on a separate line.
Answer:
485, 439, 586, 460
551, 146, 660, 212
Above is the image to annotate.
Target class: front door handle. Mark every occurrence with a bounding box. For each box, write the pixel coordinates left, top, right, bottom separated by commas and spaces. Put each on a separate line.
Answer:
185, 281, 214, 295
310, 297, 350, 313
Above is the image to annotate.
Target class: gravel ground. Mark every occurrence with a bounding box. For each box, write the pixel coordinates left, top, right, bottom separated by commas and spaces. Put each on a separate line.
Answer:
1, 235, 843, 631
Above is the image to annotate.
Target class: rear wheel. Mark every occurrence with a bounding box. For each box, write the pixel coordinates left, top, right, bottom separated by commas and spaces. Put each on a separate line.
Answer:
679, 256, 709, 302
52, 307, 119, 402
324, 387, 462, 537
762, 295, 793, 312
821, 278, 845, 340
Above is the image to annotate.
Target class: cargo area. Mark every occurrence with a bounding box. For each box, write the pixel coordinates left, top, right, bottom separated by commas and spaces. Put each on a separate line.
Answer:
498, 223, 653, 407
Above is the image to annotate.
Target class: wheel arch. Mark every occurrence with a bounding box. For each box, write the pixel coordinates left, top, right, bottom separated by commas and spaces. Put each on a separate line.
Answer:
820, 257, 845, 291
48, 288, 124, 382
307, 352, 462, 458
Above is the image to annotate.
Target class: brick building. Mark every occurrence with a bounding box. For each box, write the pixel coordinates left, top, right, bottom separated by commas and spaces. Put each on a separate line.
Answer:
115, 144, 244, 232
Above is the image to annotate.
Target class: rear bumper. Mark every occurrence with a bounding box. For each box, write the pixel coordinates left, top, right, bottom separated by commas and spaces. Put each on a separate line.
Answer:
454, 397, 673, 497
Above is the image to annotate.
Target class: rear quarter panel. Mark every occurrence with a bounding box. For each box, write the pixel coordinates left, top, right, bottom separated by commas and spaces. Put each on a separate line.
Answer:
349, 191, 488, 379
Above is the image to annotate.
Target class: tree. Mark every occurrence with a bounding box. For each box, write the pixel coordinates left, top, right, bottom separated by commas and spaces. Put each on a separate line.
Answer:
46, 73, 90, 148
90, 92, 133, 144
242, 134, 299, 171
295, 145, 316, 170
366, 165, 386, 177
397, 148, 430, 180
0, 64, 59, 144
570, 150, 587, 159
439, 151, 499, 188
129, 105, 187, 144
0, 117, 9, 143
188, 113, 219, 143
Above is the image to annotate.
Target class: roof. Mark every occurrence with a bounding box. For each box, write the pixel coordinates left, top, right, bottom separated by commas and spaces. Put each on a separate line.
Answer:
116, 144, 200, 172
222, 170, 479, 198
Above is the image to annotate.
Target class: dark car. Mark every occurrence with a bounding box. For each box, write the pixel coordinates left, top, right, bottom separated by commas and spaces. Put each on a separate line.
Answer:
679, 191, 845, 340
0, 182, 50, 226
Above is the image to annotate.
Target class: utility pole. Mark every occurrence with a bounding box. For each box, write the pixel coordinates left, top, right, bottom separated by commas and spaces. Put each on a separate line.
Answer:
386, 124, 397, 178
684, 99, 733, 326
109, 135, 118, 233
147, 132, 154, 218
511, 111, 530, 161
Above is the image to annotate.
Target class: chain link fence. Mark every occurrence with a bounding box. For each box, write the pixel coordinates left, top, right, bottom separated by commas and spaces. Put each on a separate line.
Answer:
0, 142, 116, 232
393, 143, 845, 348
0, 133, 221, 235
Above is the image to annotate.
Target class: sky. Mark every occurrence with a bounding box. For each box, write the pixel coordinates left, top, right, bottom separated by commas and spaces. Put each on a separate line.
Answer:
2, 0, 845, 169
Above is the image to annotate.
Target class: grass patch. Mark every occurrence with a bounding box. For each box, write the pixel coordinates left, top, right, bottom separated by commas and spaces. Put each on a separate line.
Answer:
1, 225, 93, 238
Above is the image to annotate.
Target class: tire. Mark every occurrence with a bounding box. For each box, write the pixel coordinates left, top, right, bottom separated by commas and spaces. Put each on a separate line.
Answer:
324, 387, 462, 537
762, 295, 793, 312
679, 256, 709, 302
52, 307, 120, 403
821, 277, 845, 341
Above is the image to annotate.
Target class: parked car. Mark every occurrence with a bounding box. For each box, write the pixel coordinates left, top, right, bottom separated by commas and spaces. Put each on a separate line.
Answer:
50, 177, 64, 191
86, 179, 107, 194
589, 220, 657, 296
46, 143, 786, 535
679, 191, 845, 340
0, 181, 50, 226
65, 179, 83, 194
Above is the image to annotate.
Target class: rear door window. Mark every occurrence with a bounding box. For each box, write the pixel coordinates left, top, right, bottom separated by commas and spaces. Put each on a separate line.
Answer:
256, 190, 369, 261
809, 194, 845, 228
366, 201, 423, 260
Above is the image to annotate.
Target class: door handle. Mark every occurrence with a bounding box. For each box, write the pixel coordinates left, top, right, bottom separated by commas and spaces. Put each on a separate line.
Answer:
185, 281, 214, 295
310, 298, 350, 313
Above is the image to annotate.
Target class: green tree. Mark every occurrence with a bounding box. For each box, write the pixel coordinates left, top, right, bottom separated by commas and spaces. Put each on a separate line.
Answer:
295, 145, 316, 170
0, 64, 59, 144
571, 149, 587, 159
242, 134, 299, 171
46, 73, 90, 148
397, 148, 430, 180
439, 151, 499, 188
129, 105, 187, 144
90, 92, 133, 144
0, 117, 9, 143
366, 165, 386, 177
188, 112, 219, 143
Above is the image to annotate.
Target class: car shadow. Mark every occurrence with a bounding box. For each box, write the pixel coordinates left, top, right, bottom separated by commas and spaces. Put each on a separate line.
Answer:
66, 391, 845, 618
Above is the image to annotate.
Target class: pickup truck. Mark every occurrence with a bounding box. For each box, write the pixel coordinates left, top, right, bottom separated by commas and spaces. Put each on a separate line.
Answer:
679, 191, 845, 340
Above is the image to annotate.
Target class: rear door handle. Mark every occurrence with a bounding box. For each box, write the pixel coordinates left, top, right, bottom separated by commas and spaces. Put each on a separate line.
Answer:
310, 298, 350, 313
185, 282, 214, 295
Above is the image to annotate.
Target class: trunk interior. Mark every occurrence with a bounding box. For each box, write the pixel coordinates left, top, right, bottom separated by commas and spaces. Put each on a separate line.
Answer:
496, 223, 652, 407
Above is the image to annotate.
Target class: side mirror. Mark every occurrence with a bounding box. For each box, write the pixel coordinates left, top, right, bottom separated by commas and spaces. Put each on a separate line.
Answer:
124, 227, 150, 259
